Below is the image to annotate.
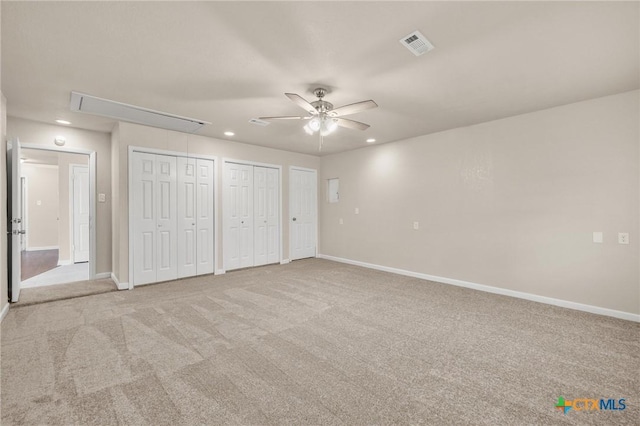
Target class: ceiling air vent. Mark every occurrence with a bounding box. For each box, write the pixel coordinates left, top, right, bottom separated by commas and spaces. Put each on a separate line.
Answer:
400, 30, 434, 56
248, 118, 270, 127
70, 92, 210, 133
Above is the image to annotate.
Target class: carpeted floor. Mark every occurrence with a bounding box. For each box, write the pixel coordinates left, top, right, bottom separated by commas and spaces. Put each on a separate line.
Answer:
13, 278, 117, 307
1, 259, 638, 425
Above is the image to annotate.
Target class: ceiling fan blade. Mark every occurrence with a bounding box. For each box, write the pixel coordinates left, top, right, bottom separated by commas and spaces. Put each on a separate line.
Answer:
259, 116, 310, 120
328, 100, 378, 117
285, 93, 319, 115
334, 118, 370, 131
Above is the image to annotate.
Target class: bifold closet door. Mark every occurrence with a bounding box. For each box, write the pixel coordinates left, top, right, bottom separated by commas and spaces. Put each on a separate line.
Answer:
177, 158, 214, 278
196, 159, 214, 275
254, 167, 279, 266
132, 153, 178, 285
224, 163, 254, 270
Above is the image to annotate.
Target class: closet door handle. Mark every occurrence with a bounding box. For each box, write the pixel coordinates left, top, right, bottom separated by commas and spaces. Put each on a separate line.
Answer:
292, 217, 297, 221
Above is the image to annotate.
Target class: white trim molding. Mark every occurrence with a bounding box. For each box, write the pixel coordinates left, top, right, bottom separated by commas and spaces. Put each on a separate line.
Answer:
95, 272, 111, 280
110, 273, 130, 291
0, 303, 9, 323
318, 254, 640, 323
215, 269, 226, 275
280, 259, 290, 265
57, 259, 73, 266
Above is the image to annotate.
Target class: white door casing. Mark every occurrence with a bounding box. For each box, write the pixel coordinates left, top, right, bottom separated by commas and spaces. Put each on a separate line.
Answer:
72, 164, 90, 263
290, 167, 317, 260
196, 159, 214, 275
8, 139, 22, 302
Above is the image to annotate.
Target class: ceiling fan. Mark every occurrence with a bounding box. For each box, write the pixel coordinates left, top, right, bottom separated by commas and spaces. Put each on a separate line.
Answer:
259, 88, 377, 150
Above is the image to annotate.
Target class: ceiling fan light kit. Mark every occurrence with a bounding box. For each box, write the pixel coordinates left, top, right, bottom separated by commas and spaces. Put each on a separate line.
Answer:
260, 87, 378, 151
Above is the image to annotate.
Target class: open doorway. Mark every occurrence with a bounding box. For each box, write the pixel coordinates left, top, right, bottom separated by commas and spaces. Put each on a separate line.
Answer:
19, 148, 91, 288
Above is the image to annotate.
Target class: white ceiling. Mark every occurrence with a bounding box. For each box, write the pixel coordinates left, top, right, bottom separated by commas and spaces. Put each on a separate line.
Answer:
2, 1, 638, 156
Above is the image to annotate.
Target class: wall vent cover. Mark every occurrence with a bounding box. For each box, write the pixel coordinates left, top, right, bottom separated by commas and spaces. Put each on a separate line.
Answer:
248, 118, 270, 126
70, 92, 210, 133
400, 31, 434, 56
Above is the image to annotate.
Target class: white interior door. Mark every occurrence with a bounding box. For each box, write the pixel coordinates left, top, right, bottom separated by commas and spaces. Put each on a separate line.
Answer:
290, 168, 317, 260
196, 159, 214, 275
155, 155, 178, 282
133, 152, 157, 285
254, 167, 268, 266
177, 157, 197, 278
72, 164, 90, 263
224, 162, 253, 270
265, 168, 279, 264
8, 139, 22, 302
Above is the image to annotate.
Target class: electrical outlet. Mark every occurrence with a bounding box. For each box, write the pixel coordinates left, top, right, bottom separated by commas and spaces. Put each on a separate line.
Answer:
618, 233, 629, 245
593, 232, 603, 243
354, 208, 359, 215
339, 218, 344, 225
98, 193, 106, 203
413, 221, 419, 230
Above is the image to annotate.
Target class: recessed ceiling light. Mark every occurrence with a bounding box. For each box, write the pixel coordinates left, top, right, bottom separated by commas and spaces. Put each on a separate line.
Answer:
56, 119, 71, 125
366, 138, 376, 143
224, 131, 235, 136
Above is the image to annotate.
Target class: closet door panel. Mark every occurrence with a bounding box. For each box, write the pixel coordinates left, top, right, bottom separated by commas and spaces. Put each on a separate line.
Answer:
177, 157, 197, 279
196, 159, 214, 275
156, 155, 178, 282
133, 152, 157, 285
266, 168, 280, 264
254, 167, 268, 266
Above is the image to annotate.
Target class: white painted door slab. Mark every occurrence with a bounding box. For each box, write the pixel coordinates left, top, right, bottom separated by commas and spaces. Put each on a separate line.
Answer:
155, 155, 178, 282
196, 159, 214, 275
290, 168, 317, 260
8, 139, 22, 302
177, 157, 197, 278
72, 164, 90, 263
133, 152, 157, 285
224, 163, 254, 270
254, 166, 279, 266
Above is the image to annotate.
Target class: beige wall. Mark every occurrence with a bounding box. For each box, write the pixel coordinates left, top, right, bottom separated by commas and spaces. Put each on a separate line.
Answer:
113, 122, 320, 283
57, 153, 89, 263
320, 90, 639, 315
6, 117, 112, 275
22, 164, 59, 249
111, 124, 120, 281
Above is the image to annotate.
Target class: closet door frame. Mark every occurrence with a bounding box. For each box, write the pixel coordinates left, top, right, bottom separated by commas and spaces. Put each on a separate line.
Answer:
128, 146, 218, 288
222, 158, 283, 272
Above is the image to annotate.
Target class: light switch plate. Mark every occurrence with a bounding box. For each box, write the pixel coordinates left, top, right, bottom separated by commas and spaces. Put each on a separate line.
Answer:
339, 218, 344, 225
354, 208, 359, 215
98, 193, 106, 203
618, 232, 629, 244
593, 232, 603, 243
413, 221, 419, 230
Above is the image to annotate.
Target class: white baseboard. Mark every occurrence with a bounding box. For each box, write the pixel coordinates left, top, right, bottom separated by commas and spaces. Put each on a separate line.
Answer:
0, 303, 9, 323
95, 272, 111, 280
27, 246, 59, 251
57, 259, 72, 266
280, 259, 290, 265
215, 269, 226, 275
318, 254, 640, 323
110, 273, 130, 290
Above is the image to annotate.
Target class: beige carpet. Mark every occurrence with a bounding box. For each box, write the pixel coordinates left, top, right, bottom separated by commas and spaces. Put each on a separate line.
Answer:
13, 279, 117, 307
1, 259, 638, 425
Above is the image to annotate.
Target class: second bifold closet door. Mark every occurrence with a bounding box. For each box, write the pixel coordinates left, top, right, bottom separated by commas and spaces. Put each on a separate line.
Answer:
224, 163, 279, 271
132, 152, 214, 286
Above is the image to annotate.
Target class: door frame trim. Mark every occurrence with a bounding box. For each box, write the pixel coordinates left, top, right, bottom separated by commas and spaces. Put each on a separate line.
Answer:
222, 158, 283, 272
20, 143, 97, 280
128, 146, 218, 288
289, 166, 318, 261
